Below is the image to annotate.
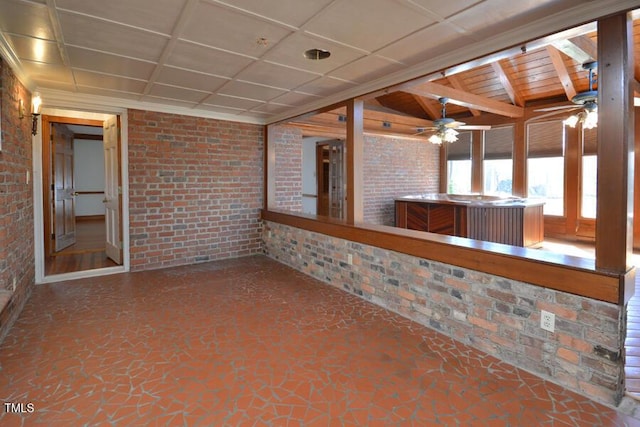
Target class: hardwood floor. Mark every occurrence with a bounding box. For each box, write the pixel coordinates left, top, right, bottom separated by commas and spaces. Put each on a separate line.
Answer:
45, 217, 118, 275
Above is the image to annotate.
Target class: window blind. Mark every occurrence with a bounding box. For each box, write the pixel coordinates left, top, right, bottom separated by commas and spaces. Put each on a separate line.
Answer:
527, 120, 564, 158
484, 126, 513, 160
446, 131, 472, 161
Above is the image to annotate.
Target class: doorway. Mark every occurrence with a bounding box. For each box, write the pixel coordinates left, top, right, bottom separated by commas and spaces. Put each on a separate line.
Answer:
316, 140, 345, 219
36, 110, 127, 280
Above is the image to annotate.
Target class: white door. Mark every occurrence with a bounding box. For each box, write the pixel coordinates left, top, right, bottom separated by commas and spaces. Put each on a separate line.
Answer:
52, 123, 76, 251
103, 116, 122, 264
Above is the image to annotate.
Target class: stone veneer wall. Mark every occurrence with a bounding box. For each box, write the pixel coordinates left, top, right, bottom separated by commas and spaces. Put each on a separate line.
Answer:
262, 221, 625, 406
128, 109, 264, 271
0, 57, 35, 341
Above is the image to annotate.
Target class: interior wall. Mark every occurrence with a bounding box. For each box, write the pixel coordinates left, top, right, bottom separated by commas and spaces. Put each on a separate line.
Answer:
364, 135, 440, 226
127, 109, 264, 271
73, 139, 105, 216
0, 57, 35, 340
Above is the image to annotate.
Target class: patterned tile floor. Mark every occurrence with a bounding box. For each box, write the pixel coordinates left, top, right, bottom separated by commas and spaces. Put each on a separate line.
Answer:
1, 255, 639, 426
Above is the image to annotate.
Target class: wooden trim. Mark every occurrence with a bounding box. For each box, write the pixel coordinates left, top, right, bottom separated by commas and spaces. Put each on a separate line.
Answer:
76, 215, 105, 221
262, 209, 621, 304
565, 123, 580, 238
265, 125, 275, 211
73, 134, 103, 141
75, 191, 104, 195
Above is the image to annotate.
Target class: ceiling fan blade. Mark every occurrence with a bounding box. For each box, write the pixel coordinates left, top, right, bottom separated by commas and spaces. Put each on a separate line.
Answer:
534, 105, 577, 112
444, 120, 466, 128
458, 125, 492, 130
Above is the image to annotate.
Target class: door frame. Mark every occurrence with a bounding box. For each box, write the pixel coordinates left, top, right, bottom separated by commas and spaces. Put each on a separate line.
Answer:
34, 106, 130, 284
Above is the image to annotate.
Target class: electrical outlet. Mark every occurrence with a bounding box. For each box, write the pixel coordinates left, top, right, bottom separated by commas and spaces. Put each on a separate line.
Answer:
268, 231, 272, 238
347, 254, 353, 265
540, 310, 555, 333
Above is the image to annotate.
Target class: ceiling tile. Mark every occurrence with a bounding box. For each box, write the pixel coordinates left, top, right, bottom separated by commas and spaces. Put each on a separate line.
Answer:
376, 22, 467, 65
0, 0, 55, 40
55, 0, 187, 35
141, 95, 198, 108
202, 94, 264, 110
166, 40, 253, 77
148, 84, 209, 103
250, 103, 292, 114
329, 55, 405, 83
406, 0, 485, 20
156, 66, 229, 92
304, 0, 435, 52
67, 46, 156, 80
214, 0, 334, 27
181, 2, 292, 57
73, 70, 147, 93
235, 61, 318, 89
261, 32, 364, 74
448, 0, 579, 41
75, 86, 143, 100
295, 76, 357, 96
7, 35, 62, 64
219, 80, 287, 101
21, 61, 75, 84
58, 10, 168, 62
199, 104, 247, 115
268, 91, 322, 106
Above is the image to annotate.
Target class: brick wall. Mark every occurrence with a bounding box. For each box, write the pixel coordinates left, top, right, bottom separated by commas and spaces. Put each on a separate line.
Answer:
128, 109, 263, 271
364, 135, 439, 225
0, 58, 35, 341
270, 128, 439, 224
271, 125, 303, 212
263, 221, 625, 406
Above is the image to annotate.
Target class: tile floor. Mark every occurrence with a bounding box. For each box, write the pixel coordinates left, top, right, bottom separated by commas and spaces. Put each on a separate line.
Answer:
1, 255, 640, 426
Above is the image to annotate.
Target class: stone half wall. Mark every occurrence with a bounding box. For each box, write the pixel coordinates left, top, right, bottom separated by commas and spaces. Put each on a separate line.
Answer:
262, 220, 625, 406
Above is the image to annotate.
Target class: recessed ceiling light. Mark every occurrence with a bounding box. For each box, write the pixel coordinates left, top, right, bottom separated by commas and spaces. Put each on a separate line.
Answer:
304, 48, 331, 60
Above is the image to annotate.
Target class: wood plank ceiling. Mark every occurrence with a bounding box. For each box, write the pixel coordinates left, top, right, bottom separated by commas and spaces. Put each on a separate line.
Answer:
288, 19, 640, 140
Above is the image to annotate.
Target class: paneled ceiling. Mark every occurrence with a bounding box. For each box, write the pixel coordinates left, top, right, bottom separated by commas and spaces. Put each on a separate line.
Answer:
0, 0, 638, 125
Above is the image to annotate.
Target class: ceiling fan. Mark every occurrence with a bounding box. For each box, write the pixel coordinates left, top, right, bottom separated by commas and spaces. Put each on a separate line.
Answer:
416, 97, 491, 144
534, 61, 598, 129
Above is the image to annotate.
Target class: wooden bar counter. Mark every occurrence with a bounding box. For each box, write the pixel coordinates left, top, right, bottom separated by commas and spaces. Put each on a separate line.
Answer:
395, 194, 544, 247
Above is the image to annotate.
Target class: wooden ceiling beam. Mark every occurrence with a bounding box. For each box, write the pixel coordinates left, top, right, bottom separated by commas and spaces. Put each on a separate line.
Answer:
403, 81, 524, 118
447, 75, 481, 116
411, 95, 440, 120
546, 46, 577, 102
551, 35, 597, 64
491, 60, 525, 107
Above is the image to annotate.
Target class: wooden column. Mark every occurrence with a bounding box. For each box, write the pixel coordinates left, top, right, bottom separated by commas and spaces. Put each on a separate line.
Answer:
439, 144, 447, 193
595, 13, 634, 278
346, 99, 364, 224
471, 130, 483, 193
264, 125, 276, 210
564, 126, 580, 238
634, 107, 640, 248
512, 120, 526, 197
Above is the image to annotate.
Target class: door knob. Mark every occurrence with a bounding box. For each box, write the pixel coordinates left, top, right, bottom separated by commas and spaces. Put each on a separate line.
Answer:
103, 198, 108, 203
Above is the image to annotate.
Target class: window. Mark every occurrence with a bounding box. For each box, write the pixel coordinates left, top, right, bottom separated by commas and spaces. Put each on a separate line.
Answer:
447, 131, 472, 194
483, 126, 513, 195
581, 127, 597, 218
527, 120, 565, 216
